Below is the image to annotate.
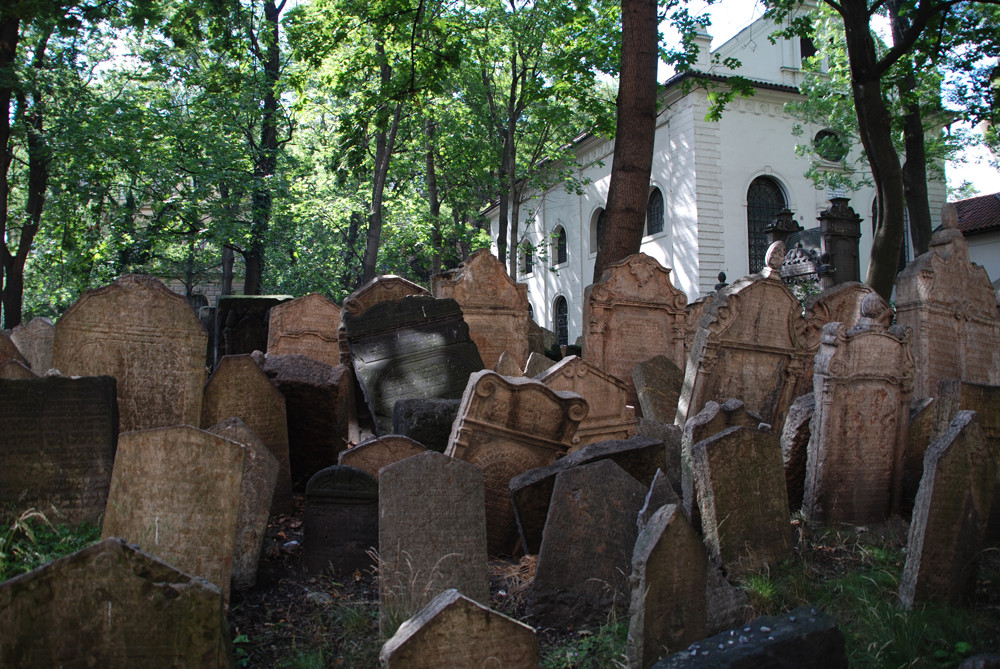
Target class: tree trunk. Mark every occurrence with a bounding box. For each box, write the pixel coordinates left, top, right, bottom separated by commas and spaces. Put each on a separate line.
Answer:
361, 98, 403, 284
425, 117, 443, 274
0, 17, 20, 329
592, 0, 658, 283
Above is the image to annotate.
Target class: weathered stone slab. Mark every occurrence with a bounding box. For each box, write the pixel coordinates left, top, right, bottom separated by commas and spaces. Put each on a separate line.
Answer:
266, 292, 342, 367
379, 451, 488, 636
633, 355, 685, 424
53, 274, 207, 432
10, 316, 54, 372
339, 274, 429, 364
447, 370, 587, 555
510, 435, 667, 554
381, 589, 537, 668
431, 249, 532, 369
344, 295, 484, 435
627, 504, 707, 669
0, 359, 37, 379
0, 375, 118, 524
637, 469, 682, 529
802, 294, 913, 524
527, 459, 647, 629
802, 281, 878, 349
338, 434, 426, 480
0, 538, 232, 668
494, 350, 524, 377
900, 411, 996, 608
102, 425, 245, 605
524, 351, 556, 377
705, 563, 751, 636
902, 397, 935, 517
683, 295, 713, 362
781, 393, 814, 514
392, 398, 460, 453
693, 426, 791, 575
526, 318, 557, 359
214, 294, 292, 367
583, 253, 688, 407
0, 329, 28, 367
536, 355, 637, 448
303, 465, 378, 575
206, 418, 279, 590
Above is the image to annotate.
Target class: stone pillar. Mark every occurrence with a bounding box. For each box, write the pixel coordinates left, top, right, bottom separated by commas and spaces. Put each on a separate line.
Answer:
764, 209, 802, 248
818, 198, 862, 285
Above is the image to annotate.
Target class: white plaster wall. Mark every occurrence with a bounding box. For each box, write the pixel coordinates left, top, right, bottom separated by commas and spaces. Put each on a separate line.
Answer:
967, 233, 1000, 286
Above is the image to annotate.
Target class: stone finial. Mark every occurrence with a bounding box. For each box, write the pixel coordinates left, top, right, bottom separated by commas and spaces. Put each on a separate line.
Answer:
761, 241, 786, 278
714, 272, 728, 292
941, 203, 958, 229
857, 292, 891, 326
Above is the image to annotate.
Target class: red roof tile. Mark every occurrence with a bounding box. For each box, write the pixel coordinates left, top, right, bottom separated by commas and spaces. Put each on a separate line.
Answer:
953, 192, 1000, 235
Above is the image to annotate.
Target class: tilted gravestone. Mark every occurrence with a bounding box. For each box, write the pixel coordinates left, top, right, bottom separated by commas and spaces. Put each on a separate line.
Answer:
0, 538, 233, 668
900, 411, 995, 608
303, 465, 378, 575
583, 253, 687, 407
0, 359, 36, 378
339, 274, 429, 364
446, 370, 587, 555
266, 292, 343, 367
683, 295, 713, 362
53, 274, 207, 432
0, 329, 28, 368
379, 451, 488, 637
102, 425, 245, 606
524, 351, 557, 378
0, 375, 118, 524
781, 393, 815, 514
337, 434, 426, 481
802, 294, 914, 524
201, 354, 294, 515
214, 294, 292, 368
392, 398, 461, 453
633, 354, 685, 424
637, 469, 682, 529
802, 281, 878, 350
493, 350, 525, 377
431, 249, 532, 369
902, 397, 936, 517
635, 418, 684, 495
380, 589, 538, 669
10, 316, 54, 372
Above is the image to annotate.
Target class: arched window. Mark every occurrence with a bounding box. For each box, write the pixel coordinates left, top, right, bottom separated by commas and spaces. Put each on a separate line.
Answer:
554, 296, 568, 347
747, 177, 787, 273
646, 188, 664, 236
554, 226, 567, 265
521, 243, 534, 276
590, 208, 606, 253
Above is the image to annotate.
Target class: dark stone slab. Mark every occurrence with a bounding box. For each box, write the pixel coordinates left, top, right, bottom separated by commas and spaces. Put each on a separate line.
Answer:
303, 466, 379, 575
780, 393, 814, 514
215, 294, 292, 368
392, 398, 461, 453
633, 354, 685, 424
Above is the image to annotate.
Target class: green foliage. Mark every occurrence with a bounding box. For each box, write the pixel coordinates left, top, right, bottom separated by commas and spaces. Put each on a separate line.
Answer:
539, 619, 629, 669
0, 508, 101, 582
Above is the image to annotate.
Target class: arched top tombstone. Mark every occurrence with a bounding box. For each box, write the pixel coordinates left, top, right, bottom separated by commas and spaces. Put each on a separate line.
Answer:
431, 249, 530, 311
305, 465, 378, 501
267, 293, 342, 366
343, 275, 428, 316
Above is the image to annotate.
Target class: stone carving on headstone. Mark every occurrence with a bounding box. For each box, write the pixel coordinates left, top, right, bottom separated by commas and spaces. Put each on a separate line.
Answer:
0, 375, 118, 524
339, 274, 429, 364
583, 253, 687, 406
392, 398, 460, 453
900, 411, 995, 608
493, 350, 525, 377
803, 281, 878, 350
201, 354, 294, 514
802, 293, 914, 524
0, 359, 37, 379
524, 351, 556, 378
633, 355, 685, 424
0, 329, 28, 368
446, 370, 587, 555
10, 316, 54, 372
303, 465, 378, 575
266, 292, 342, 367
902, 397, 935, 517
52, 274, 207, 432
0, 538, 233, 668
102, 425, 245, 605
338, 434, 427, 480
214, 294, 292, 368
895, 205, 1000, 399
344, 295, 484, 435
693, 425, 792, 575
781, 393, 815, 513
378, 451, 488, 636
536, 355, 636, 448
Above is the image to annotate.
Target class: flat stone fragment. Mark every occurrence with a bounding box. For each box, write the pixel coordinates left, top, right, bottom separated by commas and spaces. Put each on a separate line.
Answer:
214, 294, 292, 367
524, 351, 557, 378
266, 292, 342, 367
781, 393, 814, 513
652, 607, 847, 669
392, 398, 461, 453
380, 589, 538, 669
900, 411, 995, 608
0, 375, 118, 524
0, 538, 233, 668
633, 355, 685, 424
0, 329, 28, 367
494, 350, 525, 377
338, 434, 427, 480
339, 274, 429, 364
959, 654, 1000, 669
0, 359, 37, 379
10, 316, 54, 372
303, 466, 378, 575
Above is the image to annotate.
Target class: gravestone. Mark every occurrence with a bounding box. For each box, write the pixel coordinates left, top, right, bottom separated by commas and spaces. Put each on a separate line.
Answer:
802, 294, 913, 524
206, 418, 279, 590
895, 206, 1000, 398
201, 354, 293, 514
676, 242, 814, 432
526, 318, 557, 359
494, 350, 524, 377
303, 466, 379, 574
527, 459, 647, 629
0, 375, 118, 524
446, 370, 587, 555
705, 564, 752, 636
214, 294, 292, 368
379, 451, 488, 636
536, 355, 637, 448
52, 274, 207, 432
583, 253, 688, 406
693, 426, 791, 575
802, 281, 878, 350
0, 538, 232, 668
337, 434, 426, 480
266, 292, 342, 367
900, 411, 995, 608
633, 355, 685, 424
392, 398, 460, 453
902, 397, 935, 517
102, 425, 245, 605
0, 359, 36, 379
380, 589, 538, 668
339, 274, 429, 364
10, 316, 54, 372
524, 351, 556, 378
683, 295, 713, 361
627, 504, 708, 669
0, 329, 28, 367
637, 469, 682, 529
344, 295, 484, 435
781, 393, 815, 513
636, 418, 684, 496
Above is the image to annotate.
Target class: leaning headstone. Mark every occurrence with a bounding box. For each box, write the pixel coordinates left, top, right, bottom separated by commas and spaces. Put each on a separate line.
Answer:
494, 350, 525, 377
266, 292, 342, 367
902, 397, 935, 517
344, 295, 484, 435
705, 563, 752, 636
802, 281, 878, 349
379, 451, 488, 636
527, 459, 647, 629
583, 253, 688, 406
339, 274, 429, 363
781, 393, 815, 513
53, 274, 207, 432
637, 469, 682, 529
447, 370, 587, 555
380, 589, 538, 669
636, 418, 684, 496
0, 359, 37, 379
303, 466, 379, 575
338, 434, 426, 480
627, 504, 707, 669
0, 329, 28, 367
392, 398, 460, 453
683, 295, 712, 361
10, 316, 54, 372
0, 538, 233, 668
524, 351, 556, 378
0, 375, 118, 524
214, 294, 292, 368
431, 249, 532, 369
802, 294, 913, 524
693, 426, 791, 575
206, 418, 279, 590
895, 206, 1000, 398
526, 318, 557, 358
536, 355, 637, 448
633, 355, 685, 424
900, 411, 996, 608
102, 425, 244, 605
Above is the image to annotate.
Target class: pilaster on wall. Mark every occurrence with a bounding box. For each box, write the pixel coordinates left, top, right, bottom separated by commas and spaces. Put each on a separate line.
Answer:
692, 92, 725, 296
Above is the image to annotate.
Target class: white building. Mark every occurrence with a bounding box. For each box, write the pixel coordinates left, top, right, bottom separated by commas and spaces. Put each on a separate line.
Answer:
486, 16, 947, 346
